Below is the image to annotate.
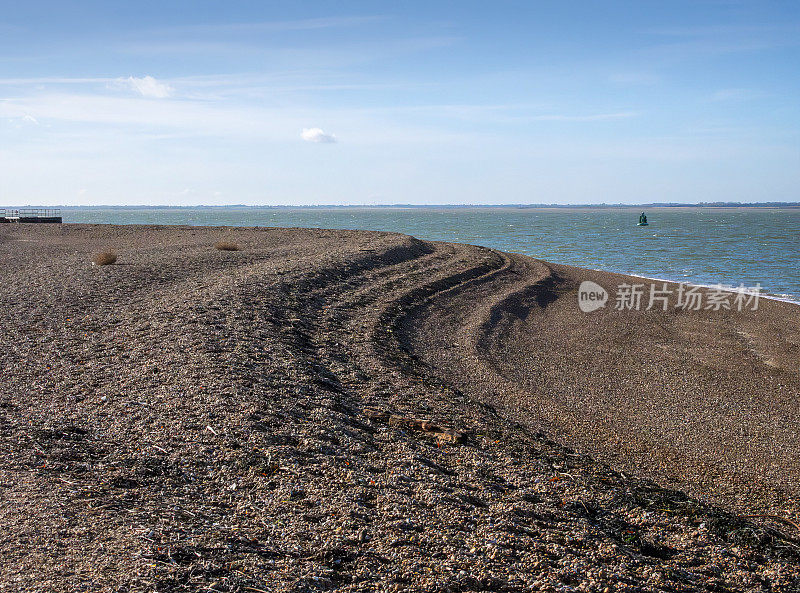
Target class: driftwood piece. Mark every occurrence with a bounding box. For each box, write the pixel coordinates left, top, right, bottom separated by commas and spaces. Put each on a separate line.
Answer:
363, 407, 467, 444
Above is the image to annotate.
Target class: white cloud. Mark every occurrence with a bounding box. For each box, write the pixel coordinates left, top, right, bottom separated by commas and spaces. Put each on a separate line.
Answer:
117, 75, 173, 98
22, 114, 38, 124
301, 127, 337, 143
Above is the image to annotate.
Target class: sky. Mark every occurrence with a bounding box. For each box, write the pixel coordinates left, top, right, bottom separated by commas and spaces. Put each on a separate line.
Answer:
1, 1, 798, 206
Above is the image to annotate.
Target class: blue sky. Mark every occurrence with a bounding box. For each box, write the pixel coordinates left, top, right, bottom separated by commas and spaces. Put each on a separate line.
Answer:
1, 1, 798, 205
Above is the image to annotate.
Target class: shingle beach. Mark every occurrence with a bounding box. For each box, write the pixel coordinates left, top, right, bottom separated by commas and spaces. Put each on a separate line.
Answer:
2, 224, 799, 592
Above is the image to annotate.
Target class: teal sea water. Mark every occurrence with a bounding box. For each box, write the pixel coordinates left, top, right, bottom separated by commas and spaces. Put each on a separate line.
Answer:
63, 207, 800, 303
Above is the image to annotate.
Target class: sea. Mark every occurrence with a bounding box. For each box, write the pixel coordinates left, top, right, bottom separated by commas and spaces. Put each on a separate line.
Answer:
62, 206, 800, 303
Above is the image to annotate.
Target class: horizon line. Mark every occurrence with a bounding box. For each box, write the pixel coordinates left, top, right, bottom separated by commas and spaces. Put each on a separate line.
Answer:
3, 202, 799, 209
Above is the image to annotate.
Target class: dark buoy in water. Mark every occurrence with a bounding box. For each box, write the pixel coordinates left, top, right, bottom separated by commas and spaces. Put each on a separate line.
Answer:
637, 212, 649, 226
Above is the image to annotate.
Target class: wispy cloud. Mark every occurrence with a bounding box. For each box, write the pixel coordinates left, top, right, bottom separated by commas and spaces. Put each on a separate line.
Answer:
115, 75, 173, 98
707, 88, 763, 101
118, 35, 459, 73
647, 23, 800, 38
147, 15, 384, 36
362, 103, 639, 124
0, 76, 115, 85
608, 72, 661, 85
3, 113, 41, 128
527, 112, 638, 122
643, 22, 800, 59
0, 92, 469, 146
0, 71, 433, 109
301, 127, 336, 143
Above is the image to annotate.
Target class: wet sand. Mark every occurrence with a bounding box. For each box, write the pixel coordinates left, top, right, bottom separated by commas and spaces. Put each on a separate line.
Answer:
1, 224, 799, 591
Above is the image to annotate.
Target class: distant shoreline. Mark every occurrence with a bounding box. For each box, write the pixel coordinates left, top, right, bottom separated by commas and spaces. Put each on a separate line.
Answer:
3, 202, 800, 210
7, 209, 799, 301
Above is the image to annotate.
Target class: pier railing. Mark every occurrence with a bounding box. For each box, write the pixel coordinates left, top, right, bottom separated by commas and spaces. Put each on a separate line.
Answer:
0, 208, 62, 223
0, 208, 62, 218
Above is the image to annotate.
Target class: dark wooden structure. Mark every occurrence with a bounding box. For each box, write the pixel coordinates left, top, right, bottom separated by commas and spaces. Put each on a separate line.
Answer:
0, 208, 62, 223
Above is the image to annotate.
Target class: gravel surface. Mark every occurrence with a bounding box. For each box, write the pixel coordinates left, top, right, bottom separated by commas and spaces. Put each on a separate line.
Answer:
407, 255, 800, 515
1, 224, 799, 592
